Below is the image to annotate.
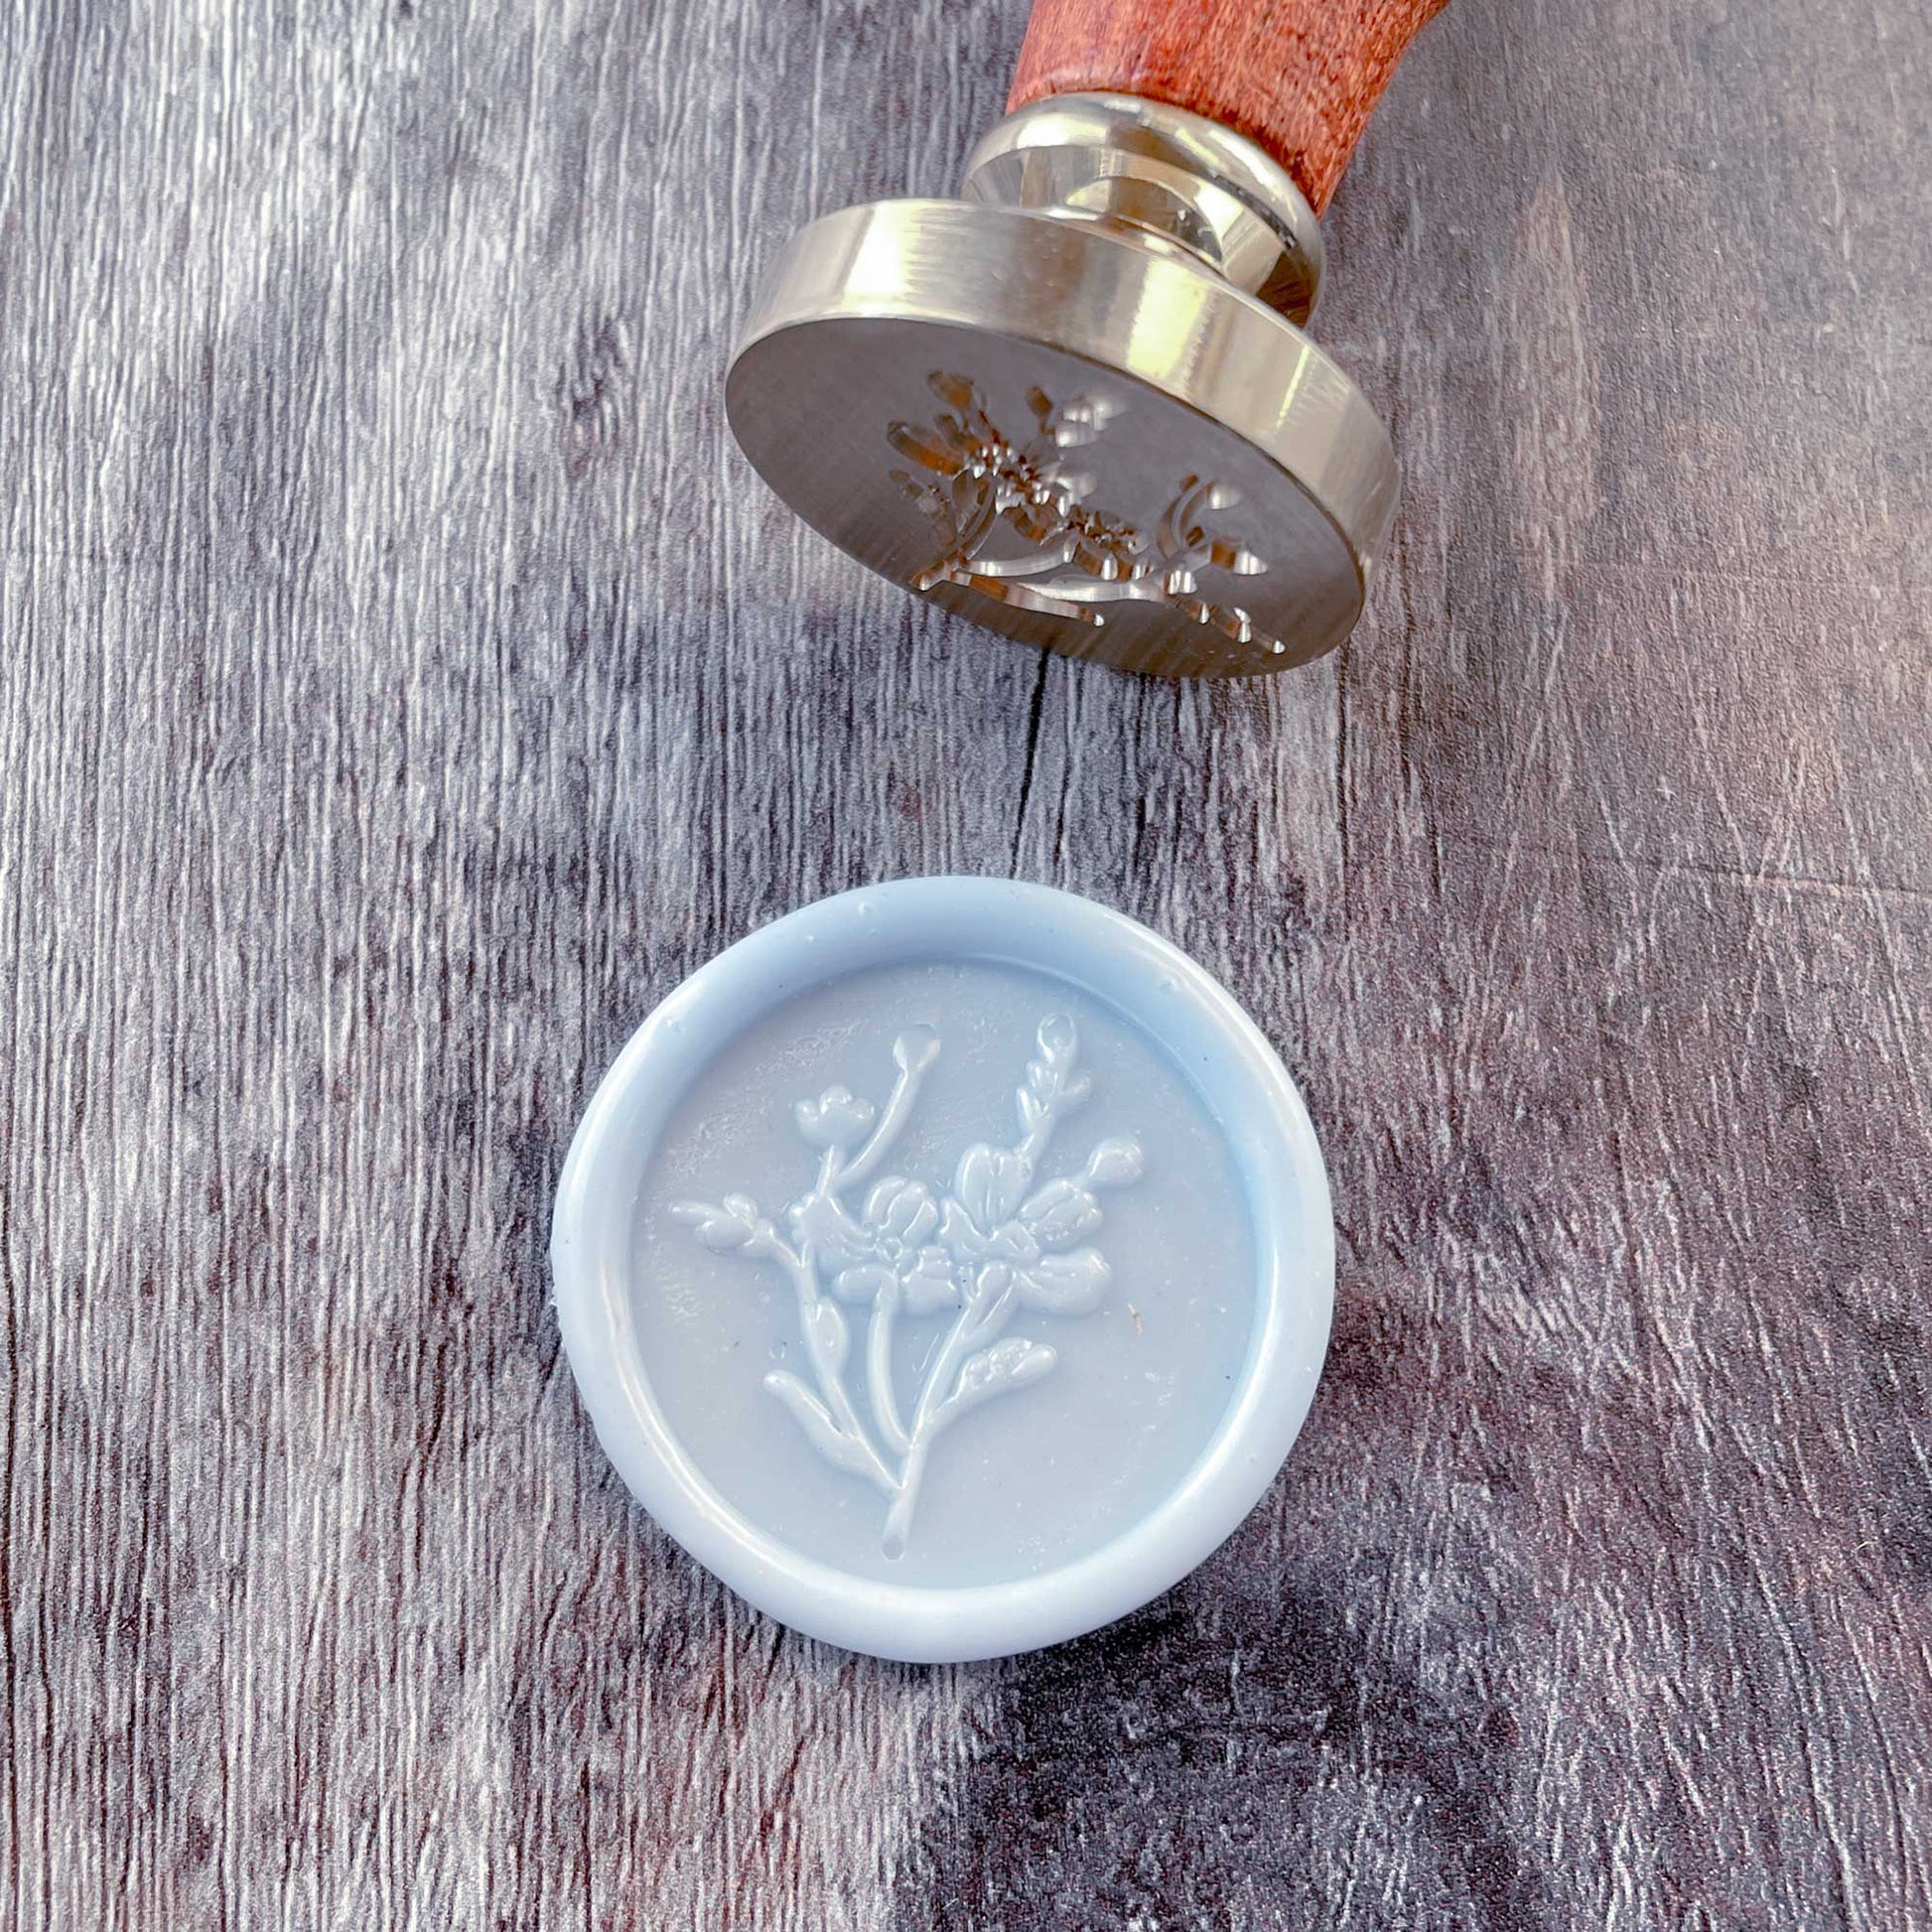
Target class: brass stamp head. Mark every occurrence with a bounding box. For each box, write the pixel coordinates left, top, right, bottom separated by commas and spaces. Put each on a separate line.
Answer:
728, 94, 1398, 678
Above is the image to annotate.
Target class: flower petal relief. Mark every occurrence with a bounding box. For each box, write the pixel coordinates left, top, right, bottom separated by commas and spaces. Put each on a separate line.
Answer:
820, 1175, 957, 1315
671, 1016, 1145, 1557
792, 1084, 877, 1149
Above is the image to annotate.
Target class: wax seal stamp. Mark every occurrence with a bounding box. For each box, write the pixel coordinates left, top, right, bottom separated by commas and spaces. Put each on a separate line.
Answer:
551, 881, 1333, 1661
728, 0, 1449, 675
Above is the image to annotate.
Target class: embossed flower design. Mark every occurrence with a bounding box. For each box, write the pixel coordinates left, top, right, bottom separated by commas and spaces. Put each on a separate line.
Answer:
793, 1177, 957, 1315
791, 1084, 878, 1150
673, 1014, 1144, 1555
937, 1135, 1144, 1314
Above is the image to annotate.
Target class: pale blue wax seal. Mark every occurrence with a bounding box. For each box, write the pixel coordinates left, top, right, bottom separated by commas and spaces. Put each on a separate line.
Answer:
550, 879, 1333, 1662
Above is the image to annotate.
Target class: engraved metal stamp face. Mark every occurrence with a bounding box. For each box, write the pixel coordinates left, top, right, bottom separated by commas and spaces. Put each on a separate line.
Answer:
672, 1015, 1145, 1557
887, 372, 1287, 657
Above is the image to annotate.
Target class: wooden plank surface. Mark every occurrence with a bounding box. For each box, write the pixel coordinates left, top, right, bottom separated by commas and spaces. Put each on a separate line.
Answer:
2, 0, 1927, 1925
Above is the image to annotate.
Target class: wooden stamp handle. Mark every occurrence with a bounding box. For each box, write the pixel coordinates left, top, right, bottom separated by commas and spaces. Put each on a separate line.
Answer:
1008, 0, 1449, 215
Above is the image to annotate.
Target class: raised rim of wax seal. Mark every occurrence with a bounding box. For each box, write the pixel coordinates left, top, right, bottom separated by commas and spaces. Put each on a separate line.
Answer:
549, 879, 1334, 1663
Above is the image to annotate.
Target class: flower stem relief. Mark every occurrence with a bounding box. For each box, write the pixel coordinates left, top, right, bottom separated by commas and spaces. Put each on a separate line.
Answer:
672, 1017, 1144, 1558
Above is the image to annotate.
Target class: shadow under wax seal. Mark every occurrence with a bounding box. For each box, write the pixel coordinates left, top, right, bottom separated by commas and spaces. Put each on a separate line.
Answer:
550, 880, 1333, 1662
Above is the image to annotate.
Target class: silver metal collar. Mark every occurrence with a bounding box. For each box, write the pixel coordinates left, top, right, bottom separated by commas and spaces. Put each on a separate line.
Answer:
962, 93, 1325, 326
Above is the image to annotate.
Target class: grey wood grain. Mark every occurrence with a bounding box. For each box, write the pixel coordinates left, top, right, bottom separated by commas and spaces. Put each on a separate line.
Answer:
1, 0, 1926, 1927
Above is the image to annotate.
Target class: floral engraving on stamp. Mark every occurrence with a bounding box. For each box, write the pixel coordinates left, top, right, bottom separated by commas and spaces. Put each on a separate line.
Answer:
887, 371, 1285, 656
672, 1016, 1144, 1557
